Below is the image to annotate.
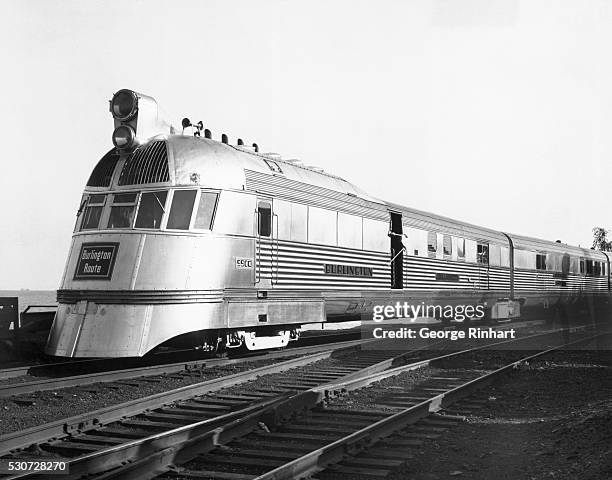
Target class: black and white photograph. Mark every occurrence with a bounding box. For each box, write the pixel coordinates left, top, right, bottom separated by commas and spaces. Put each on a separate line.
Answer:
0, 1, 611, 478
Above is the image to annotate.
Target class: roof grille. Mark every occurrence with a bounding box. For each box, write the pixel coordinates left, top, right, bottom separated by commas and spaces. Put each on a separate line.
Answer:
87, 149, 120, 187
118, 141, 170, 186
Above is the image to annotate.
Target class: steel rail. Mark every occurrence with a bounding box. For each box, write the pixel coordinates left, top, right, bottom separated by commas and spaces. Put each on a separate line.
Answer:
0, 338, 367, 398
0, 354, 195, 381
0, 320, 545, 380
333, 323, 556, 385
9, 326, 589, 480
0, 343, 366, 456
0, 347, 210, 381
253, 332, 607, 480
0, 366, 40, 381
2, 339, 396, 479
0, 332, 362, 381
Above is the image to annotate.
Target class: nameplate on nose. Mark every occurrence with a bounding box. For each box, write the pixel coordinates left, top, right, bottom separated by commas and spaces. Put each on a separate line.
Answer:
74, 243, 119, 280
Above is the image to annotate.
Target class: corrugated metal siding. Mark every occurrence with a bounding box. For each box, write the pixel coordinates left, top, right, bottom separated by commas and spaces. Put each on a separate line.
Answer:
253, 238, 606, 294
256, 239, 389, 290
513, 270, 609, 292
245, 170, 388, 221
403, 256, 510, 292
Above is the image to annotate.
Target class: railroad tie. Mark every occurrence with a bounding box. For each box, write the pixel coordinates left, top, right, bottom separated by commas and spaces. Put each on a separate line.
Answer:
165, 468, 256, 479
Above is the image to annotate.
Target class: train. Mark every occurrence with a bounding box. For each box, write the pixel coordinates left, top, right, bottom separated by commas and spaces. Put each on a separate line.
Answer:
45, 89, 611, 357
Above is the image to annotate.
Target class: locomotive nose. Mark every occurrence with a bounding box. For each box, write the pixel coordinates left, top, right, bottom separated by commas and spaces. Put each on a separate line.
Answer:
46, 230, 230, 357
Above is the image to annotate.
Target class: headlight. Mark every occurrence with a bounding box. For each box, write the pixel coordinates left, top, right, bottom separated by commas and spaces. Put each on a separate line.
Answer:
110, 89, 138, 121
112, 125, 136, 149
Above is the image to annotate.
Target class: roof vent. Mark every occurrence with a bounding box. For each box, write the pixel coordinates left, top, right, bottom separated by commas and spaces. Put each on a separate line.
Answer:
87, 148, 120, 187
221, 134, 228, 144
118, 140, 169, 185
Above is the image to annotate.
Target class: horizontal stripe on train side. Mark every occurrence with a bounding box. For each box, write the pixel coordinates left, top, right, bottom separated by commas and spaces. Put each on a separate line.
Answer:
255, 239, 608, 293
256, 240, 389, 289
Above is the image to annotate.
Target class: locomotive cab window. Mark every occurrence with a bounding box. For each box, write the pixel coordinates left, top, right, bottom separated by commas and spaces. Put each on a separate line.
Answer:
194, 191, 219, 230
80, 194, 106, 230
258, 201, 272, 237
135, 191, 167, 229
167, 190, 197, 230
477, 243, 489, 265
107, 193, 138, 229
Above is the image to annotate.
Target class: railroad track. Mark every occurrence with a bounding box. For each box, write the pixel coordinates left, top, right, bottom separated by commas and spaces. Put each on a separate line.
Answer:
0, 324, 591, 479
0, 321, 545, 397
0, 332, 363, 380
0, 339, 379, 454
176, 330, 603, 480
3, 337, 456, 459
0, 332, 363, 381
0, 336, 365, 397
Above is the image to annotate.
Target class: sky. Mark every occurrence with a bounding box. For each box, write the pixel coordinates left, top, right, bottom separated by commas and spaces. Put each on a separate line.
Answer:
1, 0, 611, 289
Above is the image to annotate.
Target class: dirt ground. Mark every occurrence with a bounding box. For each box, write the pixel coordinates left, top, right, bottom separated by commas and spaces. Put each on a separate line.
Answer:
388, 350, 612, 480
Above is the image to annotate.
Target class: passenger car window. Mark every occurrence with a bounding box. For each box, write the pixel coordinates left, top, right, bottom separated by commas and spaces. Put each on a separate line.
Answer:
135, 191, 167, 229
81, 194, 106, 230
167, 190, 197, 230
457, 238, 465, 258
477, 243, 489, 264
362, 218, 387, 252
338, 213, 363, 249
194, 191, 219, 230
107, 193, 138, 229
561, 254, 570, 274
536, 254, 547, 271
258, 201, 272, 237
290, 202, 308, 242
443, 235, 452, 256
427, 232, 437, 253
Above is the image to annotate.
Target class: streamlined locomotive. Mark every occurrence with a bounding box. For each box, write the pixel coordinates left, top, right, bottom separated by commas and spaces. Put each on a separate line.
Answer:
45, 89, 611, 357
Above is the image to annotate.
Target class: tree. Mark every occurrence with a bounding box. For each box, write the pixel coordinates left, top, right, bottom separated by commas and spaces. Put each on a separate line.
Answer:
592, 227, 612, 251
